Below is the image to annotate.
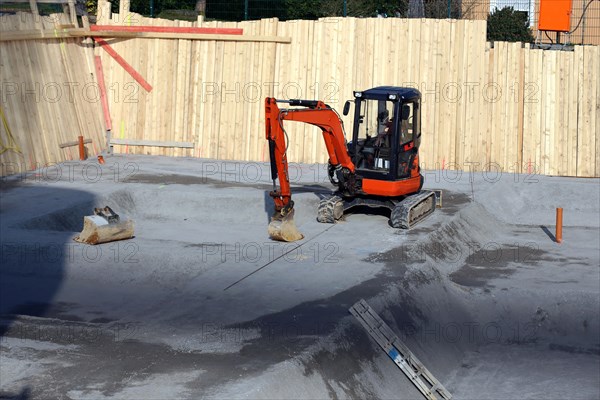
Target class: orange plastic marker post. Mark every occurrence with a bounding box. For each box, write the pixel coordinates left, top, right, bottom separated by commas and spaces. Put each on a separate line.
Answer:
78, 136, 85, 160
556, 208, 563, 243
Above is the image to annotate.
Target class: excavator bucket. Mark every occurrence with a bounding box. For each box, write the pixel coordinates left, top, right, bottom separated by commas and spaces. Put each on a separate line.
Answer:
268, 208, 304, 242
74, 206, 134, 245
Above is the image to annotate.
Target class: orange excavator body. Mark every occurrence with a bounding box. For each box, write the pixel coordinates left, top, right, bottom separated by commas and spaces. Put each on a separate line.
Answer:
265, 87, 436, 241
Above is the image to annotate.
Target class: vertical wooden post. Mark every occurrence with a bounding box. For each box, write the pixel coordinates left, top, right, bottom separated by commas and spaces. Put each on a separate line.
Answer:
28, 0, 39, 18
556, 207, 563, 243
67, 0, 78, 27
119, 0, 130, 17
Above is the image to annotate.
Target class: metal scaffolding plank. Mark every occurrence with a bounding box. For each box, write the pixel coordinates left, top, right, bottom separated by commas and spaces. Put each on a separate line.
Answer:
349, 299, 452, 400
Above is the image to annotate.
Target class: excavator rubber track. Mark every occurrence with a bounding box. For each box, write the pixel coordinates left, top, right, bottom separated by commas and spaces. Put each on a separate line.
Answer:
317, 195, 344, 223
390, 190, 436, 229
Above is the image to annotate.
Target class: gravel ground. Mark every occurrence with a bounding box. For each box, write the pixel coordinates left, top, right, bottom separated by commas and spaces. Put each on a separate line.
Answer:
1, 155, 598, 399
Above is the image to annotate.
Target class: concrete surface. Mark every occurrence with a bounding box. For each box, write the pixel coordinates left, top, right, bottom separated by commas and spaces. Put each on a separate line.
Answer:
1, 155, 599, 400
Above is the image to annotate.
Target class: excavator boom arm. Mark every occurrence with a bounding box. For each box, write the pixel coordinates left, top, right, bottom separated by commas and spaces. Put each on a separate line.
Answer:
265, 97, 355, 213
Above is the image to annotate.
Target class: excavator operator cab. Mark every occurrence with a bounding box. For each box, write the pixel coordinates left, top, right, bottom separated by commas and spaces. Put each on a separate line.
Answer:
346, 86, 421, 181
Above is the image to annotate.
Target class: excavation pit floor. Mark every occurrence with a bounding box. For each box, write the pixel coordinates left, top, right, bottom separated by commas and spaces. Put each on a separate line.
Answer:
1, 155, 599, 399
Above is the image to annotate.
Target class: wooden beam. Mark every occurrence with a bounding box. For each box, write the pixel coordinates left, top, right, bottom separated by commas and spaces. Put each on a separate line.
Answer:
110, 139, 194, 148
0, 28, 290, 43
59, 138, 92, 148
93, 37, 153, 92
0, 29, 291, 43
79, 31, 291, 43
91, 25, 243, 35
0, 29, 85, 41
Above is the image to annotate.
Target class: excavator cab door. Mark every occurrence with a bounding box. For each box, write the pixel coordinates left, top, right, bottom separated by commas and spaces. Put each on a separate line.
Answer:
351, 98, 396, 173
396, 101, 419, 178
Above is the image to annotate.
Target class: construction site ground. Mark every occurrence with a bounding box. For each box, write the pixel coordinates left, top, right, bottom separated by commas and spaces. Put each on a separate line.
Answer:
1, 155, 599, 399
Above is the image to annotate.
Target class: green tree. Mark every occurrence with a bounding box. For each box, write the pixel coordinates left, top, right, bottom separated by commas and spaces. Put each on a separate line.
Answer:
487, 6, 534, 43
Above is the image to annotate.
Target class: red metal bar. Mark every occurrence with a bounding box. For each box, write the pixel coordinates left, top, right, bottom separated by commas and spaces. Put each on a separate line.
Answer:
94, 55, 112, 131
93, 37, 153, 93
91, 25, 243, 35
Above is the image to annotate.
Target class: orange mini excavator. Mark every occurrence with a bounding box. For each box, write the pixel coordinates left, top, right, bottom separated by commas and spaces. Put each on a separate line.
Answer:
265, 86, 436, 242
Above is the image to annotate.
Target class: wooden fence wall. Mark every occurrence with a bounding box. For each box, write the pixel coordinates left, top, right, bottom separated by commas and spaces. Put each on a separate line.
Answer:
0, 13, 106, 173
1, 10, 599, 177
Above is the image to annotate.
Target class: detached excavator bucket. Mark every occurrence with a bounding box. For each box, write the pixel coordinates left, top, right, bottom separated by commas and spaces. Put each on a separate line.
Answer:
74, 206, 134, 245
268, 208, 304, 242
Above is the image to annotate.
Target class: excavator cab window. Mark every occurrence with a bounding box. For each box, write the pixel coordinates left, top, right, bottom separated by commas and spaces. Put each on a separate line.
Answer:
355, 99, 396, 172
399, 103, 414, 145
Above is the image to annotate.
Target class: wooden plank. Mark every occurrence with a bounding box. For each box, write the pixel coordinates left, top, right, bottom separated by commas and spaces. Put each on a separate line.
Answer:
242, 20, 258, 161
419, 19, 436, 169
522, 48, 533, 175
566, 50, 578, 176
198, 21, 216, 159
291, 19, 306, 163
145, 17, 160, 157
452, 20, 466, 170
554, 49, 568, 175
0, 29, 291, 43
516, 44, 526, 174
485, 43, 495, 170
28, 0, 39, 17
575, 45, 586, 176
263, 18, 279, 161
596, 47, 600, 177
1, 41, 35, 169
202, 19, 219, 159
74, 30, 291, 43
508, 42, 520, 173
13, 23, 46, 166
93, 37, 153, 92
43, 14, 78, 162
163, 18, 177, 157
580, 46, 598, 177
440, 20, 454, 169
35, 15, 75, 164
219, 25, 235, 160
496, 41, 507, 171
210, 40, 225, 158
0, 29, 87, 41
231, 21, 246, 161
59, 138, 92, 148
109, 139, 194, 148
542, 50, 556, 175
311, 19, 325, 163
173, 20, 186, 157
182, 20, 194, 158
474, 21, 487, 171
67, 0, 77, 27
91, 25, 243, 35
532, 49, 543, 175
189, 17, 203, 159
119, 0, 129, 16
